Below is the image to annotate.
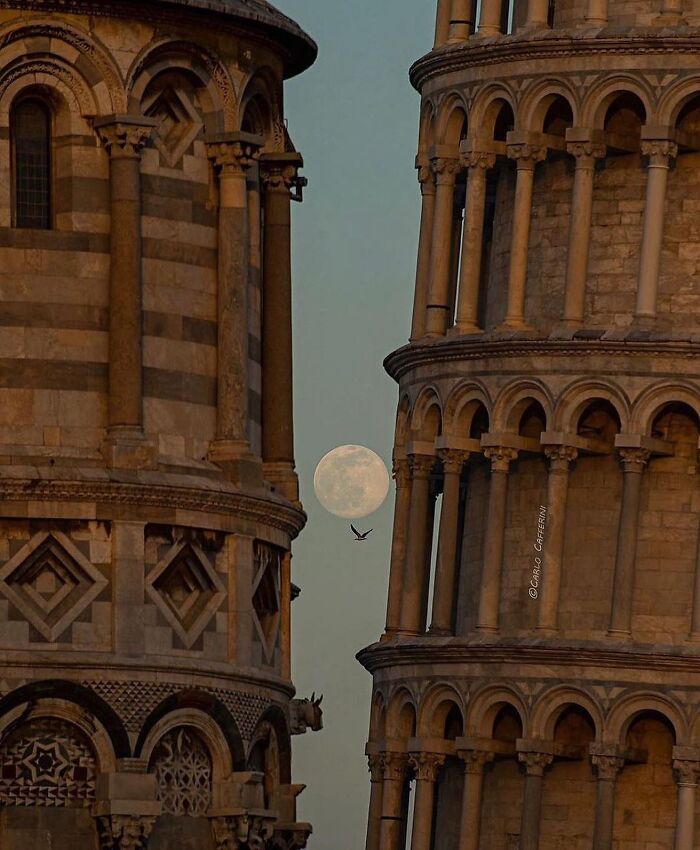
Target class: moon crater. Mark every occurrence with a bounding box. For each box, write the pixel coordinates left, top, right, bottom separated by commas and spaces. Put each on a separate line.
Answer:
313, 445, 390, 519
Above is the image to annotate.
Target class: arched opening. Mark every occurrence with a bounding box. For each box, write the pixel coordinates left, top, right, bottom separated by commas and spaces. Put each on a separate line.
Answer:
481, 704, 524, 845
11, 97, 52, 229
247, 721, 282, 809
432, 702, 465, 850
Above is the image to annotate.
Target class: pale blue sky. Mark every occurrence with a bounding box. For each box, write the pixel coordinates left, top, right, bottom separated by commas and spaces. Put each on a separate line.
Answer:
281, 1, 433, 846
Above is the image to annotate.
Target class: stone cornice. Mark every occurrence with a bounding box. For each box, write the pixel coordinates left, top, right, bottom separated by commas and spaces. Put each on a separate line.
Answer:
384, 336, 700, 382
0, 478, 306, 538
410, 30, 700, 90
357, 638, 700, 676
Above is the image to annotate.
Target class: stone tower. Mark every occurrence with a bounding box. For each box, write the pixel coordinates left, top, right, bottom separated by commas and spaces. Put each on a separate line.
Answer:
0, 2, 317, 849
359, 0, 700, 848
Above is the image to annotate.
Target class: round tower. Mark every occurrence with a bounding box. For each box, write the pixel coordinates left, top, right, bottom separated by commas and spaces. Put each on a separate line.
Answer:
0, 2, 316, 849
360, 1, 700, 848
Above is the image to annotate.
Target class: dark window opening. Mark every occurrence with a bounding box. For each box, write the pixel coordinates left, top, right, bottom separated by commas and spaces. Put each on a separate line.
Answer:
12, 99, 51, 229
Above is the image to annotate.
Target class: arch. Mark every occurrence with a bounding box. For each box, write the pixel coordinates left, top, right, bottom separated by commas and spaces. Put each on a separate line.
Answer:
127, 39, 235, 134
239, 67, 284, 150
370, 692, 387, 741
248, 704, 292, 785
630, 382, 700, 435
0, 57, 97, 124
135, 689, 245, 774
554, 378, 630, 433
582, 78, 652, 130
395, 395, 411, 450
606, 691, 687, 745
469, 86, 517, 140
520, 81, 579, 132
417, 683, 466, 738
529, 685, 604, 741
385, 687, 418, 739
443, 381, 492, 437
436, 92, 469, 147
11, 96, 51, 229
658, 77, 700, 127
0, 680, 128, 761
419, 99, 437, 153
410, 385, 444, 438
466, 684, 527, 738
492, 379, 553, 433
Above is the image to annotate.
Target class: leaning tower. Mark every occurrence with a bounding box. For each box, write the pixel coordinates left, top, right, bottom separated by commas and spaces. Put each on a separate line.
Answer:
359, 0, 700, 848
0, 2, 317, 849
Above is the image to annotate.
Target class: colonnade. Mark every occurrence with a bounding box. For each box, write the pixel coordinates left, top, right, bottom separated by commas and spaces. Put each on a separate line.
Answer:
384, 431, 697, 640
93, 117, 303, 496
434, 0, 684, 45
411, 126, 678, 340
367, 742, 700, 850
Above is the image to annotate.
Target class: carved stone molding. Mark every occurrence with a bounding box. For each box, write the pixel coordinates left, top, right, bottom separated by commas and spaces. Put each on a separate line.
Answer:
408, 453, 436, 478
618, 447, 652, 472
95, 814, 156, 850
94, 118, 156, 158
506, 143, 547, 167
438, 448, 471, 474
211, 814, 275, 850
484, 446, 518, 472
207, 138, 261, 175
641, 139, 679, 165
673, 758, 700, 787
381, 751, 409, 782
367, 753, 384, 782
517, 750, 554, 776
461, 150, 497, 170
566, 140, 607, 162
458, 748, 495, 775
431, 156, 462, 183
408, 751, 446, 782
543, 445, 579, 469
392, 458, 411, 489
591, 754, 625, 781
269, 825, 313, 850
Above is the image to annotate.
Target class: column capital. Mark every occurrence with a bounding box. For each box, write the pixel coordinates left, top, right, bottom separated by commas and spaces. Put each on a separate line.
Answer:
211, 814, 276, 850
461, 149, 497, 170
95, 814, 156, 850
517, 750, 554, 776
94, 115, 157, 158
392, 457, 412, 488
484, 445, 518, 472
543, 444, 579, 468
591, 753, 625, 781
618, 446, 652, 471
641, 138, 678, 166
430, 154, 462, 184
260, 152, 306, 200
269, 825, 313, 850
458, 748, 495, 775
409, 453, 436, 478
506, 142, 547, 168
438, 447, 471, 474
673, 758, 700, 787
566, 139, 607, 162
368, 753, 384, 782
382, 751, 409, 782
408, 751, 446, 781
206, 132, 263, 174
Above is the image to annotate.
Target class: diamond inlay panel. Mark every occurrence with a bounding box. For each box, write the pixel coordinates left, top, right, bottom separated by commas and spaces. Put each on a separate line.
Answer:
0, 531, 108, 642
146, 540, 225, 649
144, 86, 203, 168
252, 543, 281, 664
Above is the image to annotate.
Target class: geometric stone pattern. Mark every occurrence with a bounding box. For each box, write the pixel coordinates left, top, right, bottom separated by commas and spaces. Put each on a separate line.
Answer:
144, 86, 203, 169
150, 727, 212, 816
0, 718, 96, 807
252, 542, 281, 665
0, 531, 109, 643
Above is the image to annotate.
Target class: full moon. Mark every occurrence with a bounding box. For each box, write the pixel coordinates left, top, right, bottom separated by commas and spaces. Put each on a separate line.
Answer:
313, 445, 390, 519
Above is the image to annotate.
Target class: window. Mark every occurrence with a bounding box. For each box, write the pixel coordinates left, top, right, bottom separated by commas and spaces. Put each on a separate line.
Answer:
12, 99, 51, 229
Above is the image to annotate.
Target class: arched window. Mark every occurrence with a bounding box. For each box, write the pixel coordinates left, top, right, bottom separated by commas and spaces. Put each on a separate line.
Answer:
12, 99, 51, 229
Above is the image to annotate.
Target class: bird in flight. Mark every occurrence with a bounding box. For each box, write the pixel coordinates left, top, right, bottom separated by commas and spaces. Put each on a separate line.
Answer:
351, 524, 373, 541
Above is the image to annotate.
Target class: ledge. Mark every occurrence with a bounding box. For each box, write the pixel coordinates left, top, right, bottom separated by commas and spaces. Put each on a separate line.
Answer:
384, 332, 700, 382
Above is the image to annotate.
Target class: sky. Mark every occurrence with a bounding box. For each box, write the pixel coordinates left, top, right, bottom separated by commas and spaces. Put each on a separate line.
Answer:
281, 1, 434, 846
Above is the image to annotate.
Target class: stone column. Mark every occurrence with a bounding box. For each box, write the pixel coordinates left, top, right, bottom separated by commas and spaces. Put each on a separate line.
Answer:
502, 142, 547, 329
385, 459, 412, 637
591, 753, 624, 850
411, 161, 437, 341
457, 749, 495, 850
94, 116, 156, 469
477, 447, 518, 633
425, 155, 461, 337
537, 446, 578, 633
563, 138, 606, 327
400, 454, 435, 635
636, 139, 677, 323
94, 763, 160, 850
585, 0, 609, 24
517, 751, 553, 850
673, 758, 700, 850
435, 0, 453, 46
430, 449, 470, 634
609, 448, 651, 636
688, 523, 700, 639
260, 153, 304, 501
524, 0, 550, 27
379, 753, 409, 850
454, 150, 496, 333
408, 753, 445, 850
206, 134, 261, 480
448, 0, 475, 41
366, 755, 385, 850
478, 0, 504, 35
280, 551, 292, 680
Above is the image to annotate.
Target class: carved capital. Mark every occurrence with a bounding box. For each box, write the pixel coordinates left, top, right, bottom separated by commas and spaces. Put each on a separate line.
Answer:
591, 754, 625, 781
207, 140, 260, 175
543, 445, 579, 469
517, 751, 553, 776
393, 458, 411, 489
270, 826, 313, 850
674, 758, 700, 787
431, 156, 461, 184
95, 119, 155, 158
96, 815, 156, 850
618, 447, 652, 472
408, 751, 445, 781
506, 143, 547, 167
484, 446, 518, 472
566, 140, 606, 162
641, 139, 678, 165
368, 753, 384, 782
211, 815, 275, 850
382, 751, 409, 782
461, 150, 497, 170
417, 161, 434, 186
409, 453, 436, 478
438, 448, 471, 474
261, 162, 303, 192
459, 748, 495, 775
